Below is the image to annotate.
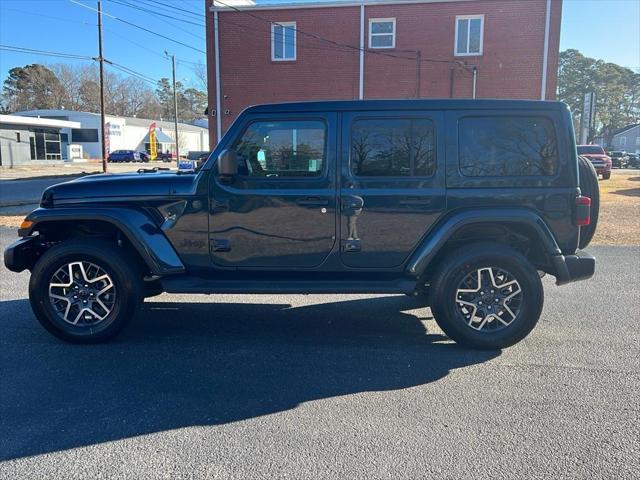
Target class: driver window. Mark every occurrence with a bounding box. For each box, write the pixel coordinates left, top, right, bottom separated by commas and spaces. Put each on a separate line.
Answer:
234, 120, 326, 177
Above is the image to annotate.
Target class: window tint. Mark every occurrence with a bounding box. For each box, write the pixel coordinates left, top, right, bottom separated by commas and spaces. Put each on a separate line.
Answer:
235, 120, 326, 177
459, 116, 558, 177
456, 16, 483, 55
272, 22, 296, 60
71, 128, 99, 143
351, 118, 436, 177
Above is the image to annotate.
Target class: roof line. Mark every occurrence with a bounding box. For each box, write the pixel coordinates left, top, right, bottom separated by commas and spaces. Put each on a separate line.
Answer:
613, 124, 640, 136
211, 0, 476, 12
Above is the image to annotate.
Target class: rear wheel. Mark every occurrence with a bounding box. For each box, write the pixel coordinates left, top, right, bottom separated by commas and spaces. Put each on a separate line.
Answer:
29, 239, 142, 343
429, 243, 543, 349
577, 155, 600, 249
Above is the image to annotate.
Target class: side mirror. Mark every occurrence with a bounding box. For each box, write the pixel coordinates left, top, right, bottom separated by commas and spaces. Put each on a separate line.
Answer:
217, 149, 238, 177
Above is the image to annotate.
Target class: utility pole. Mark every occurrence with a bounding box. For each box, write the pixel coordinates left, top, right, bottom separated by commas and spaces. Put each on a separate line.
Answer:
97, 1, 107, 173
166, 52, 180, 168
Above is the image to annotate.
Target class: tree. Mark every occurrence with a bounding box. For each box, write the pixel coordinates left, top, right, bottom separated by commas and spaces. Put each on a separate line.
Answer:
558, 49, 640, 144
2, 64, 66, 112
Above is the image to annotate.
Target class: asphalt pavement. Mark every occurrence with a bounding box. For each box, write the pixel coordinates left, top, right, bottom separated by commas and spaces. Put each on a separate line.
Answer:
0, 226, 638, 479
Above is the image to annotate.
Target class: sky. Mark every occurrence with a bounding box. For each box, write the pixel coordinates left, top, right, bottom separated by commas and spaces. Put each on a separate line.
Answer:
0, 0, 639, 89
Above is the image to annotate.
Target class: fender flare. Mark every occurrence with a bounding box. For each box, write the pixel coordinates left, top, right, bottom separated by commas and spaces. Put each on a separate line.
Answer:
20, 207, 185, 276
405, 208, 562, 276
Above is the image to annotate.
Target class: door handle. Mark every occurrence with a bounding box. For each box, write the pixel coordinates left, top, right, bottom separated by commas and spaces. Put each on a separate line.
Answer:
296, 197, 329, 207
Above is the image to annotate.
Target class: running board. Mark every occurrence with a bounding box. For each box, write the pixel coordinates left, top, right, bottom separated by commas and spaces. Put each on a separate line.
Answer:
160, 276, 417, 295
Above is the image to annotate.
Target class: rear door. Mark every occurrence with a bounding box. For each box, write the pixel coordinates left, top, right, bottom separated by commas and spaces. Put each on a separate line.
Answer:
339, 111, 446, 268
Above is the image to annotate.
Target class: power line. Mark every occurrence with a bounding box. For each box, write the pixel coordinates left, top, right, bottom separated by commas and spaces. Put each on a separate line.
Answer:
106, 0, 206, 32
137, 0, 203, 20
0, 44, 94, 60
104, 59, 158, 84
69, 0, 206, 54
104, 60, 158, 86
1, 7, 96, 27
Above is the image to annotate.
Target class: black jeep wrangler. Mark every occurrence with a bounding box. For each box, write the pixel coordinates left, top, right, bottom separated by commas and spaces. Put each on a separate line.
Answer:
4, 100, 598, 349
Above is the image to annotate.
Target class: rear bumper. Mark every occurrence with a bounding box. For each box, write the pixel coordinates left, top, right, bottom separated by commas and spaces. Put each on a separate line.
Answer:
552, 251, 596, 286
3, 235, 38, 273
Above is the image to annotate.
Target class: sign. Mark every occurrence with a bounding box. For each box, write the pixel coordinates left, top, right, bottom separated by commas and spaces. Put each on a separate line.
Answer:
580, 92, 596, 144
104, 122, 110, 159
149, 122, 157, 161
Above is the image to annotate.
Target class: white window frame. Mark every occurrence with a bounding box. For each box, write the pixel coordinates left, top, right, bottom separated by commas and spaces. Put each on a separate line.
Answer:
454, 14, 484, 56
369, 17, 396, 49
271, 21, 296, 61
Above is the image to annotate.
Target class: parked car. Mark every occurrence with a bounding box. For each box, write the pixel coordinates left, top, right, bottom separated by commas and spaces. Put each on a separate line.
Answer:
108, 150, 141, 163
4, 99, 597, 349
155, 152, 174, 162
576, 144, 611, 179
626, 153, 640, 169
609, 151, 628, 168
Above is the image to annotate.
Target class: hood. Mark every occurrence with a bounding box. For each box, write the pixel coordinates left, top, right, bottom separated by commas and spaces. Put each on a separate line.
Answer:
41, 171, 200, 205
582, 154, 609, 159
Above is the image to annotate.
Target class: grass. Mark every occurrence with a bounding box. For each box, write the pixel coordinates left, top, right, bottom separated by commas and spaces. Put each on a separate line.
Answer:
1, 171, 638, 245
592, 170, 639, 245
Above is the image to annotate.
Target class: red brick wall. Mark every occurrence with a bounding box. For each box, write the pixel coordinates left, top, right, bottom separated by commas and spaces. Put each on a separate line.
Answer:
205, 0, 562, 146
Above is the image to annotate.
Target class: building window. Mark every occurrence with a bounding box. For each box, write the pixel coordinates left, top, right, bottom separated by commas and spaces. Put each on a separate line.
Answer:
459, 116, 558, 177
619, 137, 626, 147
271, 22, 296, 61
636, 136, 639, 146
234, 120, 326, 177
16, 132, 21, 143
369, 18, 396, 49
455, 15, 484, 56
351, 118, 436, 177
71, 128, 99, 143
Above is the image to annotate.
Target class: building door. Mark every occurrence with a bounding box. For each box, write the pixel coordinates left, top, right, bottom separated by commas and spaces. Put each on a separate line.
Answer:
339, 111, 446, 268
209, 113, 337, 268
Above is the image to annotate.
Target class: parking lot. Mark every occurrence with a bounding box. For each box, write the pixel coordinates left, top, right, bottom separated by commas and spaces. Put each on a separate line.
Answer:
0, 223, 638, 478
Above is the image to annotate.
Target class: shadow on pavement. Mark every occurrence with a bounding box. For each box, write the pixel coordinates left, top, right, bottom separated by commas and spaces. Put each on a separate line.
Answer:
0, 295, 499, 461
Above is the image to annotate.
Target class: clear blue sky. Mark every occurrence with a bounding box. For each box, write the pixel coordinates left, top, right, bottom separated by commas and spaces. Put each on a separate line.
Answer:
0, 0, 638, 89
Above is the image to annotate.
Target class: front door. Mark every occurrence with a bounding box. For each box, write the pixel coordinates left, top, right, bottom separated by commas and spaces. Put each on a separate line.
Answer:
209, 113, 337, 269
339, 111, 446, 268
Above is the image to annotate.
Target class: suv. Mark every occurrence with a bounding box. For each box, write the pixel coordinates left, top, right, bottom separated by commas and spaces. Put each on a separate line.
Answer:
609, 151, 628, 168
576, 144, 611, 179
4, 100, 597, 349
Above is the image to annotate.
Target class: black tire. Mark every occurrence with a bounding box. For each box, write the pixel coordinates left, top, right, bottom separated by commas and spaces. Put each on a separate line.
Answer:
577, 155, 600, 249
29, 239, 142, 343
429, 243, 544, 350
602, 171, 611, 180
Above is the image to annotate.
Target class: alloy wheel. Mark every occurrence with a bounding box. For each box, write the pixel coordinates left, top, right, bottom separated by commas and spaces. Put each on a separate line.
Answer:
455, 267, 523, 332
48, 261, 117, 326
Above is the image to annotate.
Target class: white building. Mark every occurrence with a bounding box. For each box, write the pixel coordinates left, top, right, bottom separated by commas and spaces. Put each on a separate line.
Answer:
13, 110, 209, 160
0, 114, 81, 166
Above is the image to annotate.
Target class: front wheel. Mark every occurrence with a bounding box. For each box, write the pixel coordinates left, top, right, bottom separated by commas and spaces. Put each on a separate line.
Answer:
429, 243, 543, 349
29, 239, 142, 343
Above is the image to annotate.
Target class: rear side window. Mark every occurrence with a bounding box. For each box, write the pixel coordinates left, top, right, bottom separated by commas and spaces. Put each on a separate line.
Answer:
350, 118, 436, 177
235, 120, 326, 177
459, 116, 558, 177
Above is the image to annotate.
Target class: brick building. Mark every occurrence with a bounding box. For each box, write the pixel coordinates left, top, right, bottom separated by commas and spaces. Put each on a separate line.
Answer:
205, 0, 562, 147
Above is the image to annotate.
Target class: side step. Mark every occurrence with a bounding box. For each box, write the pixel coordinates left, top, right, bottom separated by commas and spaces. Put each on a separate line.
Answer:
160, 275, 417, 295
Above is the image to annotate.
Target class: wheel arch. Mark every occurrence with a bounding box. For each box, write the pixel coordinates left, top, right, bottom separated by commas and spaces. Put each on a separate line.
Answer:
18, 207, 185, 276
406, 208, 562, 278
